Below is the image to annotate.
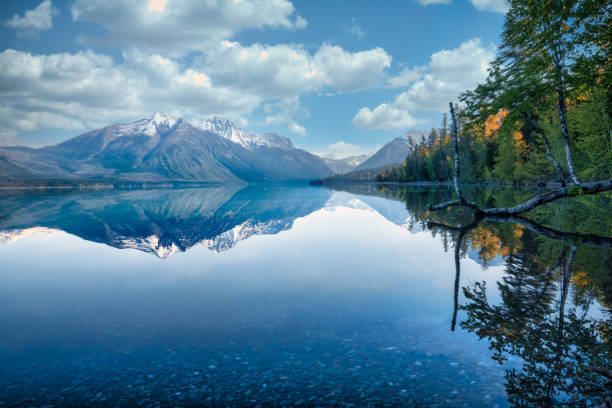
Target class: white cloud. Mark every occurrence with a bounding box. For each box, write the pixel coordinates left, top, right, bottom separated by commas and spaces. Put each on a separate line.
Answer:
314, 45, 391, 92
395, 38, 494, 111
353, 38, 494, 130
294, 15, 308, 29
353, 104, 425, 130
413, 0, 451, 5
205, 42, 391, 98
0, 40, 394, 144
469, 0, 508, 13
342, 17, 365, 38
0, 49, 259, 142
288, 122, 307, 136
71, 0, 308, 57
320, 141, 378, 159
6, 0, 56, 35
263, 97, 307, 126
387, 66, 423, 88
148, 0, 167, 12
414, 0, 507, 13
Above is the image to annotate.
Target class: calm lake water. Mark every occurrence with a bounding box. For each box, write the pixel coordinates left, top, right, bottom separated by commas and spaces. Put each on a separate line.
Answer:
0, 184, 610, 407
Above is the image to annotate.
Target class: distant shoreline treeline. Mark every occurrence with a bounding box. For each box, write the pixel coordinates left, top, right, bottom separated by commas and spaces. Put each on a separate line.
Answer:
0, 177, 319, 191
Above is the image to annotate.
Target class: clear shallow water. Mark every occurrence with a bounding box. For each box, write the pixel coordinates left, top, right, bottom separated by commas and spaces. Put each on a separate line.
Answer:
0, 185, 610, 407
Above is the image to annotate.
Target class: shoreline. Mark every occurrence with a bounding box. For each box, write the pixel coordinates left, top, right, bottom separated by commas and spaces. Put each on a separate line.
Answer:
0, 179, 566, 191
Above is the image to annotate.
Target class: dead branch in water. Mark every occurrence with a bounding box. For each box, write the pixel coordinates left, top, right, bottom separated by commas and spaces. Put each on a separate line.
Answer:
427, 102, 612, 216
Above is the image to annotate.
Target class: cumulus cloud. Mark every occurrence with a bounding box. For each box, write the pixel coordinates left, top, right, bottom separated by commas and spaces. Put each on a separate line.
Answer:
321, 141, 378, 159
353, 104, 425, 130
204, 42, 391, 98
0, 40, 394, 143
6, 0, 56, 35
387, 67, 423, 88
71, 0, 308, 57
397, 38, 494, 111
0, 48, 259, 142
469, 0, 509, 13
263, 97, 307, 126
353, 38, 494, 130
288, 122, 307, 136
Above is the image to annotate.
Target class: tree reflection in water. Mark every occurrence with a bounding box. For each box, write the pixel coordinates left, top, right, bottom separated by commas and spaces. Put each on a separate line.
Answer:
432, 215, 611, 407
344, 184, 612, 407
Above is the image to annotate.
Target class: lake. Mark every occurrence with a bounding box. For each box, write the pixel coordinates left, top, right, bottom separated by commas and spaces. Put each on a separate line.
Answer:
0, 184, 610, 407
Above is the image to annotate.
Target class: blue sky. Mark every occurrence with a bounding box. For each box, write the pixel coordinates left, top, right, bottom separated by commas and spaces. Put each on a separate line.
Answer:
0, 0, 506, 157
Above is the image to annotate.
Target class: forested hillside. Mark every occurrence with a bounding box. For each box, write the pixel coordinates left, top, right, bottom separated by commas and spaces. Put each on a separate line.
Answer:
377, 0, 610, 185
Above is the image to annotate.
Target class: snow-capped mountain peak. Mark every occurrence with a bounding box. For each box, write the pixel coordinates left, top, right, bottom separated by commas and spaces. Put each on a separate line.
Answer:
201, 218, 294, 253
117, 234, 181, 259
110, 112, 179, 139
198, 116, 245, 143
151, 112, 179, 128
197, 116, 292, 150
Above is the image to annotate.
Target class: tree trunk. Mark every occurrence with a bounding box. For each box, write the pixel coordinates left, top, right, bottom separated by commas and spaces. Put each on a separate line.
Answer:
547, 19, 581, 185
451, 227, 469, 332
449, 102, 465, 202
523, 112, 568, 186
558, 245, 576, 336
543, 133, 567, 187
556, 84, 581, 185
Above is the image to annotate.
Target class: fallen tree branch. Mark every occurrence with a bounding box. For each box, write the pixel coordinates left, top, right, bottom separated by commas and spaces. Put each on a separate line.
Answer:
482, 215, 612, 248
428, 216, 612, 249
428, 101, 612, 216
428, 181, 612, 214
480, 180, 612, 216
428, 199, 482, 212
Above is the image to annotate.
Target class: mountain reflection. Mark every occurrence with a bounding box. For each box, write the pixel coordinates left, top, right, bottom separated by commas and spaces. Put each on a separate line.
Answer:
0, 186, 333, 258
1, 184, 611, 405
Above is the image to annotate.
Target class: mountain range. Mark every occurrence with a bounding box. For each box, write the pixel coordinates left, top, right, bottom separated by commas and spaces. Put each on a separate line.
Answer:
0, 113, 429, 183
354, 130, 428, 171
0, 185, 430, 258
0, 186, 332, 258
0, 113, 332, 183
322, 154, 371, 174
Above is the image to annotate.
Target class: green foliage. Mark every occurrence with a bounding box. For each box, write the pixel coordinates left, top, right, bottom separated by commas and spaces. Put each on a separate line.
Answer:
378, 0, 610, 185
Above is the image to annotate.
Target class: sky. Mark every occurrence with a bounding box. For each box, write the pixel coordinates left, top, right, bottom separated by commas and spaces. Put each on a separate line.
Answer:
0, 0, 506, 157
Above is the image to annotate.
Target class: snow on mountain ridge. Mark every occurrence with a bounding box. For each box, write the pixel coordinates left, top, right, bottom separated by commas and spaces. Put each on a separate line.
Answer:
117, 235, 181, 259
92, 113, 292, 151
197, 116, 292, 150
0, 227, 56, 244
108, 112, 180, 139
151, 112, 179, 128
201, 218, 293, 253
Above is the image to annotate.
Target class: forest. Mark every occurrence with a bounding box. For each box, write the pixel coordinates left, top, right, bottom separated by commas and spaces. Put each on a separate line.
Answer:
377, 0, 610, 186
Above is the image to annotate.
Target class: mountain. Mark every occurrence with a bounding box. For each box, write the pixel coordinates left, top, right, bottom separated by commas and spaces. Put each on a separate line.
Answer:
198, 116, 293, 150
0, 186, 332, 258
323, 154, 371, 174
0, 113, 334, 184
354, 130, 428, 171
198, 117, 332, 180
